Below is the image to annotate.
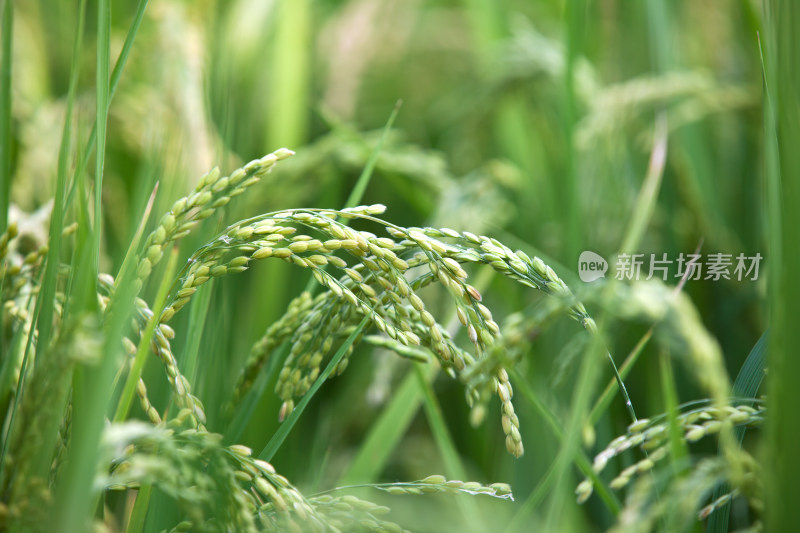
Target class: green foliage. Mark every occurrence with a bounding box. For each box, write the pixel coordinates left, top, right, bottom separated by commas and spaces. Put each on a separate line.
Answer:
0, 1, 784, 532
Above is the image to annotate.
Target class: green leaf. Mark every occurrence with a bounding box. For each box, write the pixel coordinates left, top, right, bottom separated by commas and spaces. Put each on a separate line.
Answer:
707, 330, 767, 532
258, 316, 370, 462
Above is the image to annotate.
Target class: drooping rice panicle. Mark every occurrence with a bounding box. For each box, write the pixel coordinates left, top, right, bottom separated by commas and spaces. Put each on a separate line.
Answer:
169, 203, 622, 458
575, 399, 765, 503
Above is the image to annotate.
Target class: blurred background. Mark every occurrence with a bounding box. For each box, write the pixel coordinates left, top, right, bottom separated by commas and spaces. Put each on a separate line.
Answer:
7, 0, 766, 530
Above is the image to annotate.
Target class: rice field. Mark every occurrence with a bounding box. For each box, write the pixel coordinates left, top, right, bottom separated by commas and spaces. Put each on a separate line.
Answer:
0, 1, 797, 532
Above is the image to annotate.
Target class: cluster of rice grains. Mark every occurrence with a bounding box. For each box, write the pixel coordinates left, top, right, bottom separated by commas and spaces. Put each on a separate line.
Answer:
0, 221, 77, 327
102, 410, 342, 533
575, 399, 765, 529
134, 148, 297, 295
204, 203, 596, 459
107, 149, 296, 429
103, 149, 608, 531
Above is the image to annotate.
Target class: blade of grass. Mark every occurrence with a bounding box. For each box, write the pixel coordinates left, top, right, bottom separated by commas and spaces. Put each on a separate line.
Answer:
266, 0, 311, 149
293, 101, 402, 304
37, 0, 89, 375
224, 343, 288, 444
645, 0, 672, 73
126, 484, 152, 533
179, 279, 215, 386
49, 210, 101, 530
542, 315, 608, 531
730, 330, 767, 414
342, 100, 401, 210
506, 459, 557, 532
763, 2, 800, 527
113, 182, 159, 295
506, 368, 620, 530
0, 0, 12, 233
413, 362, 485, 532
53, 223, 140, 532
589, 240, 699, 427
92, 0, 110, 270
618, 114, 668, 255
258, 315, 370, 461
413, 364, 464, 480
76, 0, 150, 177
707, 330, 767, 532
0, 0, 88, 488
181, 280, 227, 428
589, 330, 651, 425
597, 114, 669, 426
338, 363, 436, 485
563, 0, 587, 261
51, 3, 146, 529
659, 348, 688, 469
63, 141, 93, 318
507, 451, 619, 533
113, 247, 179, 422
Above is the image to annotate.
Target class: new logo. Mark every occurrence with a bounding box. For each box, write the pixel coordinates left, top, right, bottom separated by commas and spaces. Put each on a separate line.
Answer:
578, 251, 608, 282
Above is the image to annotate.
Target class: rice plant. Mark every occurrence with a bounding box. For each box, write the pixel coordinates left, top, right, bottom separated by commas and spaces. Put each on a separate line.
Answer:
0, 0, 796, 532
